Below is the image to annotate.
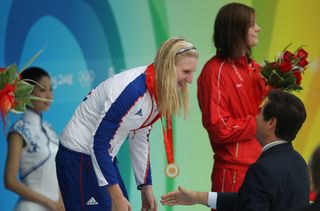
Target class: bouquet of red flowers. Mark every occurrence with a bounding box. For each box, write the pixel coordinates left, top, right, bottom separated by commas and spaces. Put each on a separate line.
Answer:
260, 44, 309, 92
0, 50, 47, 129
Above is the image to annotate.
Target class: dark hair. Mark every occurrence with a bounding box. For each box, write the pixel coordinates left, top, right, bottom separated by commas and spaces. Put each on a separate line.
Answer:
263, 90, 306, 142
213, 3, 255, 60
20, 66, 50, 85
310, 145, 320, 193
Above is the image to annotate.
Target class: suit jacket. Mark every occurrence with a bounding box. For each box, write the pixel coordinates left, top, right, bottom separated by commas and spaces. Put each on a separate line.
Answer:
217, 142, 310, 211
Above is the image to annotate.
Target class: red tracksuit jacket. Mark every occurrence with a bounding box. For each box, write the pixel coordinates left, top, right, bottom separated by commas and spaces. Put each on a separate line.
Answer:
198, 55, 268, 191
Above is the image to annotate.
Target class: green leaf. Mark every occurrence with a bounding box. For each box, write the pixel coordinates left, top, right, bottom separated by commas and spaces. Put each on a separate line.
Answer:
26, 100, 33, 107
261, 68, 271, 79
15, 96, 33, 107
285, 84, 303, 92
269, 70, 283, 88
282, 43, 292, 52
14, 81, 34, 97
29, 95, 52, 102
20, 48, 44, 72
12, 104, 27, 112
279, 75, 296, 87
0, 71, 9, 89
5, 64, 18, 84
0, 72, 6, 89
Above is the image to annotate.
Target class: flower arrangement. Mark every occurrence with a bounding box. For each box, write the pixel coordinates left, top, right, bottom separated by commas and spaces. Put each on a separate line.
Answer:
0, 50, 47, 129
260, 44, 309, 92
0, 65, 33, 113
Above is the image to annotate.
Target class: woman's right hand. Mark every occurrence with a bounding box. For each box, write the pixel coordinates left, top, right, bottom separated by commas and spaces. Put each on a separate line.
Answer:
46, 199, 65, 211
111, 196, 132, 211
108, 184, 131, 211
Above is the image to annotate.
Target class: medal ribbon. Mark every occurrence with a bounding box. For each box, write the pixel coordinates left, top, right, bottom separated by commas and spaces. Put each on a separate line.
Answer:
146, 64, 174, 164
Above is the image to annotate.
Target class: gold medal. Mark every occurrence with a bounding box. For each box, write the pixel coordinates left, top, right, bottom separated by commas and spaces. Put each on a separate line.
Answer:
165, 163, 179, 178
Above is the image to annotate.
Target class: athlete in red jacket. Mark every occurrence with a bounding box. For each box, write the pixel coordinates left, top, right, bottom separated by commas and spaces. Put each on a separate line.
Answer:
197, 3, 268, 195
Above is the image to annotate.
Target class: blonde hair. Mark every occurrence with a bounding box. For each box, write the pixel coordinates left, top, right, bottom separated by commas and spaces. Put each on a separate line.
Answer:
154, 37, 199, 117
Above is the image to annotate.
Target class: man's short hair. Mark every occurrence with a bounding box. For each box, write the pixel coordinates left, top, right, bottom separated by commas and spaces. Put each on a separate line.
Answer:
263, 90, 306, 142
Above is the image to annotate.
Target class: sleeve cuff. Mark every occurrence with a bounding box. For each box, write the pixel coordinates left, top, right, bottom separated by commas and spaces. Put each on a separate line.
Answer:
137, 182, 152, 190
208, 192, 218, 209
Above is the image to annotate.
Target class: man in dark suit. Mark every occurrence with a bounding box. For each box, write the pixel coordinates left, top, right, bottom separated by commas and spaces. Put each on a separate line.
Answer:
161, 90, 310, 211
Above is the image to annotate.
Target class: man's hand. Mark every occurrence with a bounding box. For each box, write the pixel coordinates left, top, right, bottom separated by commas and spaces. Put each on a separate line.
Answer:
161, 186, 208, 206
140, 185, 157, 211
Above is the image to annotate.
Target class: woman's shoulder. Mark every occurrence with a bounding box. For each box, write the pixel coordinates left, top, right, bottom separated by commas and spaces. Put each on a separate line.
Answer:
201, 56, 236, 79
109, 66, 147, 82
8, 118, 33, 143
98, 65, 148, 94
203, 55, 222, 67
10, 118, 29, 133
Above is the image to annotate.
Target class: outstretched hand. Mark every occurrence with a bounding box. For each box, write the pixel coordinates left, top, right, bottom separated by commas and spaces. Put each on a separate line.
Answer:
160, 186, 197, 206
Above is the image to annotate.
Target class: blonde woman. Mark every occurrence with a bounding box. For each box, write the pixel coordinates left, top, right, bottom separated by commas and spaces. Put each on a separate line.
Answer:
56, 37, 199, 211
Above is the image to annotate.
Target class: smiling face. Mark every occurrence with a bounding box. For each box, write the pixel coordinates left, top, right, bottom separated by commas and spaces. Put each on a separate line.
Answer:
31, 76, 53, 113
175, 56, 198, 92
247, 16, 261, 47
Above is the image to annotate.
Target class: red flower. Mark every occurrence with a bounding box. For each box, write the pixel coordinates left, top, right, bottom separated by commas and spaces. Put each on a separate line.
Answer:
283, 51, 294, 61
0, 83, 16, 113
0, 83, 16, 131
279, 61, 292, 72
296, 48, 308, 59
0, 93, 15, 113
298, 58, 309, 68
293, 71, 302, 85
0, 68, 6, 72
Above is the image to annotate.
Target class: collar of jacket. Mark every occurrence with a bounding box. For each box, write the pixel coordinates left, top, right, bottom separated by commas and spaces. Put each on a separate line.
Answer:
260, 142, 293, 158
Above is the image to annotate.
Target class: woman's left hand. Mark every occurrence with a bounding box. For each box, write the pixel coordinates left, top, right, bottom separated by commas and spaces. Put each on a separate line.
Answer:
140, 185, 157, 211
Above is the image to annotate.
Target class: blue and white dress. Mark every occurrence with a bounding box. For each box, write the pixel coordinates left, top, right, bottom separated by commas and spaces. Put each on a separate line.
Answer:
9, 109, 60, 211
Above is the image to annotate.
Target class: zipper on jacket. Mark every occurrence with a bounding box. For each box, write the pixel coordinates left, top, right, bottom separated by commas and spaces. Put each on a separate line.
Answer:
235, 142, 239, 158
232, 171, 237, 192
221, 168, 226, 192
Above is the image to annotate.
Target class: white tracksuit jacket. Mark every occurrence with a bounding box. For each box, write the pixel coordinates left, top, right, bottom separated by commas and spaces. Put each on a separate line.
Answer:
60, 66, 159, 188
